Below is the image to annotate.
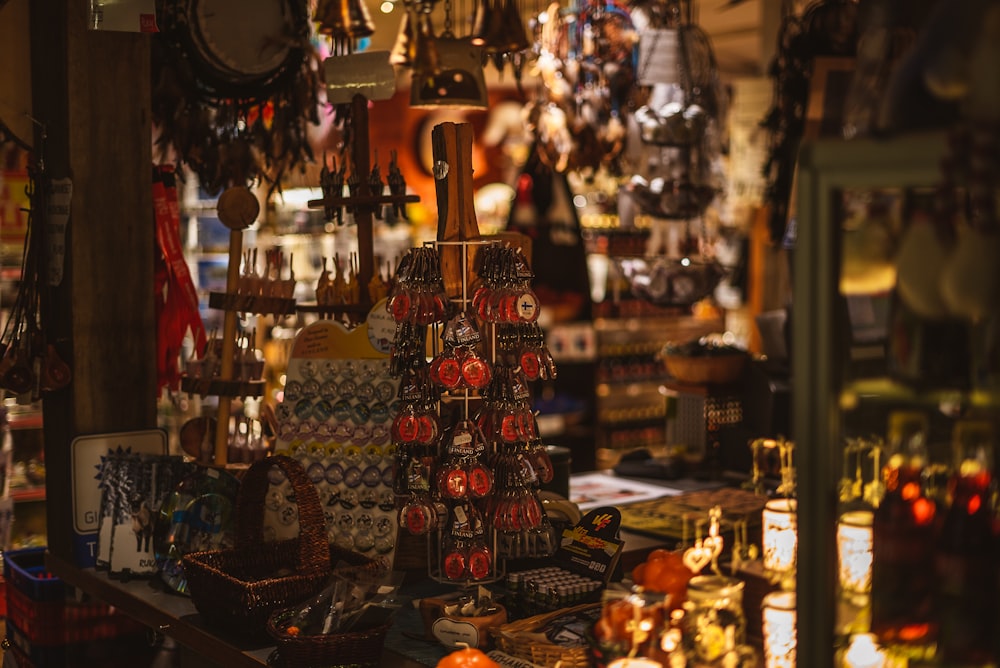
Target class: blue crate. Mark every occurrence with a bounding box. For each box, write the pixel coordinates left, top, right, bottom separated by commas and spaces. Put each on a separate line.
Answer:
3, 547, 67, 602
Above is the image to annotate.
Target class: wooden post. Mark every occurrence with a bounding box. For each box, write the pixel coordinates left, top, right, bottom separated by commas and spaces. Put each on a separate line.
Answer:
432, 122, 481, 298
31, 0, 156, 562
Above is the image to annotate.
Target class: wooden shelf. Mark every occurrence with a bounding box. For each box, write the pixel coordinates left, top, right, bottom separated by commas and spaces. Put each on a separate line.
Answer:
207, 292, 296, 316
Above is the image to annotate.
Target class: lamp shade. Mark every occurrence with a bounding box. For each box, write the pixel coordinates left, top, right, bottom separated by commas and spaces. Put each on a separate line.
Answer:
762, 498, 797, 578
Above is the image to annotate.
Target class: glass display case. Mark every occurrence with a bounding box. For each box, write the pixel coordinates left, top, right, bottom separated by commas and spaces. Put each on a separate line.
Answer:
792, 130, 1000, 666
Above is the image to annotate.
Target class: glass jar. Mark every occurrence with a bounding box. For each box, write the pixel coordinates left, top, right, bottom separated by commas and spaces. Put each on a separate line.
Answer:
682, 575, 747, 665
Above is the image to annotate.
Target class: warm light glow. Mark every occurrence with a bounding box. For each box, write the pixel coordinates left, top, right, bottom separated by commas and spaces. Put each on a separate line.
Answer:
837, 511, 873, 594
762, 498, 797, 577
843, 633, 886, 668
379, 0, 394, 12
607, 658, 663, 668
762, 591, 796, 668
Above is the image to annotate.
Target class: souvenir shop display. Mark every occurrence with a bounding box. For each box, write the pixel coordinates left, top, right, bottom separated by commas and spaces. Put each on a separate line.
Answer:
272, 305, 401, 564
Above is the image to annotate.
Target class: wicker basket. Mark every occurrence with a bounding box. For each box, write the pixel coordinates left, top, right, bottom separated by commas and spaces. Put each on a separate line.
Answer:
662, 351, 747, 385
266, 609, 391, 668
182, 455, 331, 636
492, 603, 601, 668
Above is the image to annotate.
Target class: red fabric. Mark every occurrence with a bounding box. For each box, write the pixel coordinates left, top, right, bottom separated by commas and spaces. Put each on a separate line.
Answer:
153, 165, 206, 391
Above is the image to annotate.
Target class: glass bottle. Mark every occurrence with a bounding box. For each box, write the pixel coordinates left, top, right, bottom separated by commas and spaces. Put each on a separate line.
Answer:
935, 420, 995, 665
869, 411, 937, 659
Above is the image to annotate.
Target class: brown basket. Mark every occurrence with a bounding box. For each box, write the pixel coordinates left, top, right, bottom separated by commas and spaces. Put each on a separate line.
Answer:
182, 455, 331, 636
662, 352, 747, 385
492, 603, 600, 668
266, 609, 391, 668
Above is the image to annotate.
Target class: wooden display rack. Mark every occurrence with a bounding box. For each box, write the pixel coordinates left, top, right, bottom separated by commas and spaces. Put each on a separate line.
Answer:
302, 94, 420, 319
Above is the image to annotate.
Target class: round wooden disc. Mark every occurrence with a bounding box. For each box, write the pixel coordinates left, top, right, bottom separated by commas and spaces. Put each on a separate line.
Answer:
216, 187, 260, 230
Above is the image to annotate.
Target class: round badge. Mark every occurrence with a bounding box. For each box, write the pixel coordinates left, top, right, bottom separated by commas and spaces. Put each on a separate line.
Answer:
443, 550, 467, 580
293, 400, 314, 420
332, 423, 355, 443
393, 413, 419, 443
364, 444, 384, 464
278, 504, 298, 526
302, 379, 320, 398
376, 381, 396, 403
300, 361, 317, 378
351, 424, 372, 446
437, 358, 462, 389
461, 356, 491, 389
440, 468, 468, 499
468, 465, 494, 498
416, 414, 438, 445
312, 399, 333, 421
333, 399, 353, 422
520, 351, 541, 380
335, 533, 355, 551
516, 292, 540, 322
307, 463, 326, 484
325, 463, 345, 485
266, 466, 288, 485
356, 382, 376, 403
339, 378, 358, 399
352, 402, 372, 424
356, 513, 374, 531
379, 491, 395, 512
322, 361, 340, 379
375, 515, 394, 536
381, 466, 395, 487
362, 465, 382, 487
359, 490, 378, 509
402, 503, 430, 535
371, 425, 391, 445
284, 380, 303, 402
265, 488, 285, 511
320, 380, 339, 401
314, 422, 334, 440
296, 421, 316, 438
355, 533, 375, 552
343, 445, 363, 465
340, 489, 359, 509
275, 403, 293, 422
375, 535, 395, 554
370, 402, 390, 424
338, 513, 355, 531
344, 466, 363, 488
468, 547, 492, 580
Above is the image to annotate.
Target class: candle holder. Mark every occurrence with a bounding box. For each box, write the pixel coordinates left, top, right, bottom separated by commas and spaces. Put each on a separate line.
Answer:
761, 590, 796, 668
761, 498, 797, 587
837, 510, 873, 598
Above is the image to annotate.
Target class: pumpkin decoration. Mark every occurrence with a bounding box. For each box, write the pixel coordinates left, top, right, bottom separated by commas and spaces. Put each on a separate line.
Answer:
436, 645, 501, 668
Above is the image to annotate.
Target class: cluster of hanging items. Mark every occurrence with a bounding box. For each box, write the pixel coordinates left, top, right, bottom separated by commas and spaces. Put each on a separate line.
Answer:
0, 151, 71, 397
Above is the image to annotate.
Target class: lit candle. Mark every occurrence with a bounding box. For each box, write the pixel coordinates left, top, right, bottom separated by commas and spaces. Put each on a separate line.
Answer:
762, 590, 796, 668
762, 498, 797, 578
837, 511, 874, 594
843, 633, 886, 668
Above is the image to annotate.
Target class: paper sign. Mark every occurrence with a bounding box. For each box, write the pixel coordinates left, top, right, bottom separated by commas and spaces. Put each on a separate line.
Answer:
71, 429, 167, 568
89, 0, 158, 32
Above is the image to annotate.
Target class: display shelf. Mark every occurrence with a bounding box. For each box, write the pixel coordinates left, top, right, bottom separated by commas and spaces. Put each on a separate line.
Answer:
207, 291, 295, 316
9, 485, 44, 502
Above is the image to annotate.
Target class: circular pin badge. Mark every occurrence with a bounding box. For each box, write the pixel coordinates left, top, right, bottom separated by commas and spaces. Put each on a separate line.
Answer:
355, 533, 375, 552
438, 357, 463, 390
278, 504, 298, 526
332, 399, 353, 422
299, 360, 317, 378
338, 513, 355, 531
307, 463, 326, 484
284, 380, 303, 403
302, 379, 320, 399
356, 513, 374, 532
461, 356, 491, 389
370, 402, 390, 424
352, 402, 372, 425
267, 466, 288, 485
516, 291, 540, 322
375, 535, 395, 554
332, 422, 355, 444
325, 463, 345, 485
362, 465, 382, 487
356, 382, 376, 404
320, 380, 339, 401
381, 466, 395, 487
339, 378, 357, 399
340, 489, 359, 509
520, 351, 541, 381
294, 399, 315, 421
443, 550, 467, 580
335, 533, 356, 551
275, 403, 293, 422
312, 399, 333, 422
402, 503, 431, 535
314, 422, 334, 440
265, 488, 285, 511
375, 515, 394, 536
364, 444, 384, 464
322, 361, 340, 380
393, 412, 419, 443
278, 421, 298, 440
371, 425, 391, 445
468, 465, 494, 498
296, 421, 316, 438
468, 547, 492, 580
375, 381, 396, 403
359, 490, 378, 509
343, 466, 363, 488
440, 468, 469, 499
379, 491, 395, 512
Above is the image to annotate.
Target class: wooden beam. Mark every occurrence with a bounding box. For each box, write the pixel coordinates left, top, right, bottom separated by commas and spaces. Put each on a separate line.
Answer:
31, 0, 156, 562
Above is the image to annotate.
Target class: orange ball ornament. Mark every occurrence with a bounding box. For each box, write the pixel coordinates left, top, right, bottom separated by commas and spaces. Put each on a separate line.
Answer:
436, 646, 500, 668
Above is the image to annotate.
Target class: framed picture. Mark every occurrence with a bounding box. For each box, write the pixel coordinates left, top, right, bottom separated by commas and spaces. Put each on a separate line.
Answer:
804, 57, 857, 140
